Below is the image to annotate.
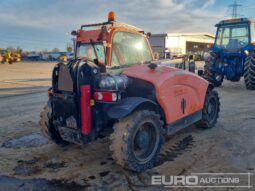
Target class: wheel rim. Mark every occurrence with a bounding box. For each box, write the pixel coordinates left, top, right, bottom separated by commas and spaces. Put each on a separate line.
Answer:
207, 97, 218, 123
132, 121, 159, 164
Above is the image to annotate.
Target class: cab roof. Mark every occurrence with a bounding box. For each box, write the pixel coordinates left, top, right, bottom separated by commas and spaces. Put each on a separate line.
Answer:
81, 21, 143, 32
77, 21, 145, 43
75, 12, 146, 43
216, 18, 255, 27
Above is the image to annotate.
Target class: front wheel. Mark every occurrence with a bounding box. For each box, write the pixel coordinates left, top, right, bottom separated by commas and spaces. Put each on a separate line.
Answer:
39, 101, 69, 146
110, 110, 164, 172
196, 90, 220, 129
204, 52, 224, 87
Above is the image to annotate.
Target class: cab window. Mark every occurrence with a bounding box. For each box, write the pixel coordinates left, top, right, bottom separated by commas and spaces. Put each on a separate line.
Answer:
215, 24, 249, 49
111, 31, 152, 67
77, 43, 105, 64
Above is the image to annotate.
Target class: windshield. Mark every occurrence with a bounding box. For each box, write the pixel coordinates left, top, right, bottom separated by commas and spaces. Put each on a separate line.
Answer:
215, 24, 249, 49
111, 32, 152, 68
77, 43, 105, 64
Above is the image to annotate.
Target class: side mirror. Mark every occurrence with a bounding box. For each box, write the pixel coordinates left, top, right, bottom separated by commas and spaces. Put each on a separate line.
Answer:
147, 32, 151, 38
71, 30, 77, 36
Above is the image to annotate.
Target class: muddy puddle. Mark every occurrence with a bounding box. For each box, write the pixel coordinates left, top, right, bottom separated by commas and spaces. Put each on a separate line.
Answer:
1, 130, 195, 190
13, 157, 68, 176
2, 133, 50, 148
0, 176, 87, 191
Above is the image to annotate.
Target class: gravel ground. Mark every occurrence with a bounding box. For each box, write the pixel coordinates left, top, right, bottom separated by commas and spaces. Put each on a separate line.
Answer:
0, 62, 254, 191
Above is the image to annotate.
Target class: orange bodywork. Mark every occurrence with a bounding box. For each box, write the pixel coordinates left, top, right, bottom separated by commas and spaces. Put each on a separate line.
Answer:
77, 30, 102, 43
123, 65, 209, 124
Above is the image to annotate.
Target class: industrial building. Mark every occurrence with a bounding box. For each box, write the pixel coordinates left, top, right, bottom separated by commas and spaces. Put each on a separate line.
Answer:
149, 33, 215, 59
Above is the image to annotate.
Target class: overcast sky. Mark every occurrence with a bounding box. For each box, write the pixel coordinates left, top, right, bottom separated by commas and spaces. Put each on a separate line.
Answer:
0, 0, 254, 51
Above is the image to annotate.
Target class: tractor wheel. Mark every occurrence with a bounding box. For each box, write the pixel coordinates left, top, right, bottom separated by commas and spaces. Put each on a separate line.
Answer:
110, 110, 164, 172
204, 52, 224, 87
39, 101, 69, 146
244, 53, 255, 90
196, 90, 220, 129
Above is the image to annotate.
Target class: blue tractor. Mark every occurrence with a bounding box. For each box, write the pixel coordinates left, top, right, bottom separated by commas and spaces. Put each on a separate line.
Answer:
204, 18, 255, 90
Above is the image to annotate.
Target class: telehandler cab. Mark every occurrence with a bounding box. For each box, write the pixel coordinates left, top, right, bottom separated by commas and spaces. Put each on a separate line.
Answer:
40, 12, 220, 172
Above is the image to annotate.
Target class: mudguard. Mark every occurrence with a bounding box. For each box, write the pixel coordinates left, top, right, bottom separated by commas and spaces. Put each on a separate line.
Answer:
123, 64, 209, 124
107, 97, 158, 119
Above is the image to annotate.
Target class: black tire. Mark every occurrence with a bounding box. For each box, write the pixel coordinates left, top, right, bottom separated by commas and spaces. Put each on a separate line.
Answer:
204, 52, 224, 87
39, 101, 69, 146
110, 110, 164, 172
196, 90, 220, 129
244, 53, 255, 90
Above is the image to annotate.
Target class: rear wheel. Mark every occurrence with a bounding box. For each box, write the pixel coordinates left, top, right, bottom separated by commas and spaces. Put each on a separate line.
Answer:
110, 110, 164, 172
196, 90, 220, 129
244, 53, 255, 90
204, 52, 224, 87
39, 101, 69, 146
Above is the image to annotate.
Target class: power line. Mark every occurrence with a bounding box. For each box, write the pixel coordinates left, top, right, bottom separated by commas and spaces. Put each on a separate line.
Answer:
228, 0, 242, 18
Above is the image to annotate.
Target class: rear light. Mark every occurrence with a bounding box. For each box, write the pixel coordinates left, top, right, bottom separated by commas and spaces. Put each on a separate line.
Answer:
94, 91, 118, 102
80, 85, 91, 135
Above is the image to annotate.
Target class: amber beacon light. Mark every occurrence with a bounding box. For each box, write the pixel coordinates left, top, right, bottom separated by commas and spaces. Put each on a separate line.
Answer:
108, 11, 116, 22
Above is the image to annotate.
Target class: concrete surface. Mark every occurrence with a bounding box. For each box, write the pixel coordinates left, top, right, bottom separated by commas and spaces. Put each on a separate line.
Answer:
0, 62, 254, 191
